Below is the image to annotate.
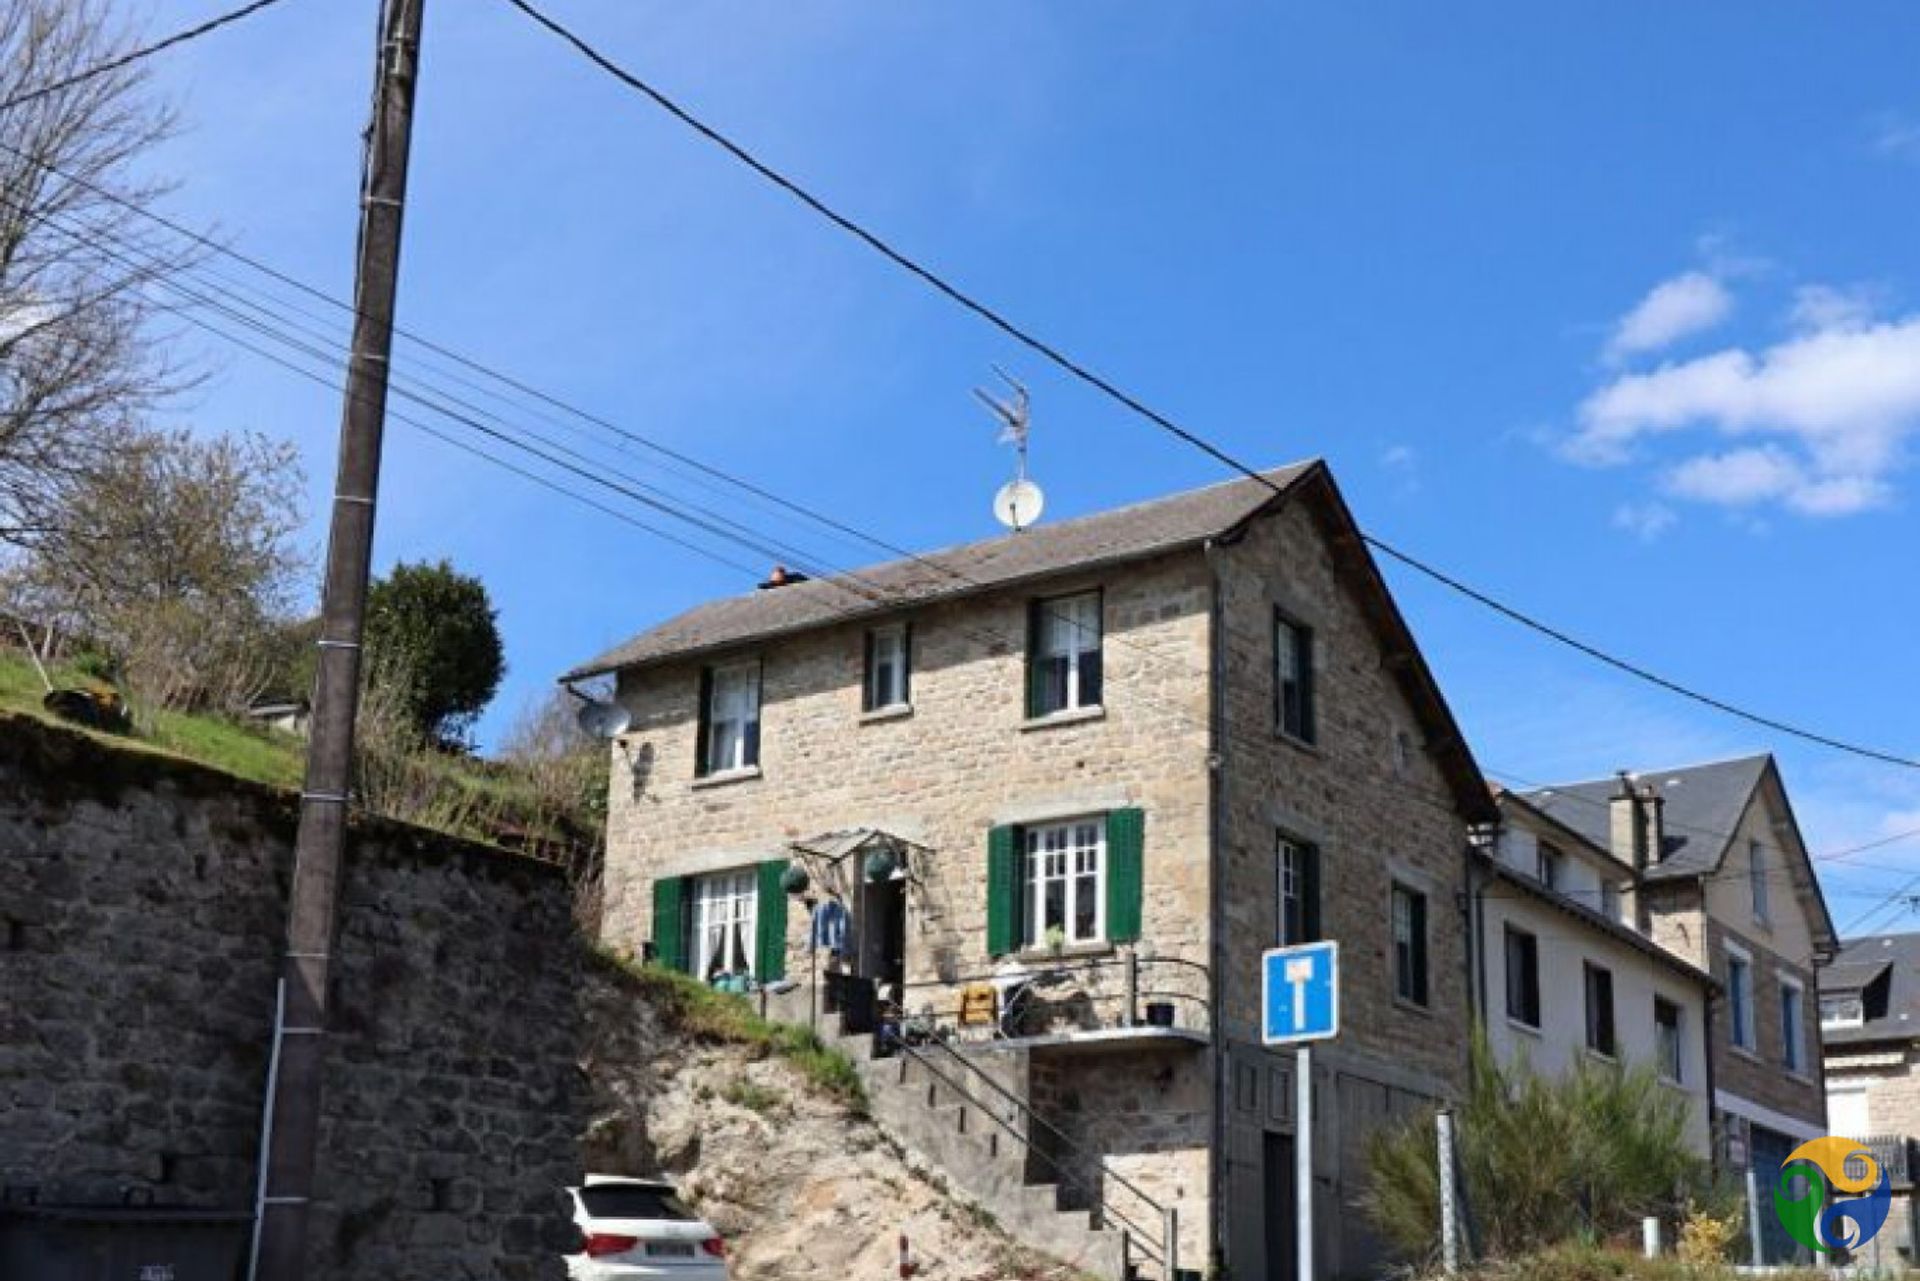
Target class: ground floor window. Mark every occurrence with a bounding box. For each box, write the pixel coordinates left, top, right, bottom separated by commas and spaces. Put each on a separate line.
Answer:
692, 868, 758, 980
1024, 818, 1105, 947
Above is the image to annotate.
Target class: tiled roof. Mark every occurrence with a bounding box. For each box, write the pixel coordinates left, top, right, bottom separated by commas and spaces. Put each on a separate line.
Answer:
564, 462, 1317, 679
1822, 932, 1920, 1046
1519, 755, 1773, 882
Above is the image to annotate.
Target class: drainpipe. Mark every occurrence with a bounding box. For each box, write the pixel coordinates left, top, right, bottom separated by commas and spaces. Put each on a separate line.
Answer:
1703, 988, 1722, 1180
1205, 538, 1230, 1276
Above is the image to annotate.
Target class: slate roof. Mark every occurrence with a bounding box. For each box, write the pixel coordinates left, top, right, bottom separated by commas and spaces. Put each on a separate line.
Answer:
1519, 755, 1773, 882
1820, 932, 1920, 1046
564, 462, 1317, 680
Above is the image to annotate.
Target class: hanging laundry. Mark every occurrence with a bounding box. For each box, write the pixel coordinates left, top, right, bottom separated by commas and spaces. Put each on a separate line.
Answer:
810, 897, 850, 953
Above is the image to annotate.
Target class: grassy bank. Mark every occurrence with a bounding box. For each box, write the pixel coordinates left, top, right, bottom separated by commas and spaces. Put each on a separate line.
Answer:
589, 944, 868, 1114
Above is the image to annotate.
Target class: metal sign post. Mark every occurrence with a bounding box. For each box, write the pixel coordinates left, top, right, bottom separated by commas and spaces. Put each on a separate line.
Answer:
1262, 942, 1340, 1281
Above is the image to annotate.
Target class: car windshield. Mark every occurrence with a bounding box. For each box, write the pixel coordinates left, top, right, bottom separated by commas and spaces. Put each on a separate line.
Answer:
579, 1184, 698, 1222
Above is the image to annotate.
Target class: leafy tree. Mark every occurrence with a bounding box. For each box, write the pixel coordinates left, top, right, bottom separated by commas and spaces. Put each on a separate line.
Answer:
363, 559, 504, 743
3, 425, 306, 714
1, 0, 197, 551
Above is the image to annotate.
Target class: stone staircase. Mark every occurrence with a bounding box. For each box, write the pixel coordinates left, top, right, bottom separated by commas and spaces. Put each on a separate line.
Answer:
827, 1030, 1157, 1281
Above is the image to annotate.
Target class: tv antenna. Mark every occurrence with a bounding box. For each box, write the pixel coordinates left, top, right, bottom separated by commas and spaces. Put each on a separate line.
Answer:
977, 366, 1044, 531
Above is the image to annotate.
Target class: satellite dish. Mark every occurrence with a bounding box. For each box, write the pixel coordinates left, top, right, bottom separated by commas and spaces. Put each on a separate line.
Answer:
576, 699, 632, 741
994, 478, 1045, 532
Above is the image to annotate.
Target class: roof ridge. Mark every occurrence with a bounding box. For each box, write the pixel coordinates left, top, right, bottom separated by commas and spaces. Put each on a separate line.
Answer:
1523, 751, 1774, 794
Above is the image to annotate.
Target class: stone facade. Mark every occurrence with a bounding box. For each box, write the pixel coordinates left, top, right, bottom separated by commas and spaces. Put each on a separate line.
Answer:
596, 476, 1488, 1278
0, 714, 581, 1280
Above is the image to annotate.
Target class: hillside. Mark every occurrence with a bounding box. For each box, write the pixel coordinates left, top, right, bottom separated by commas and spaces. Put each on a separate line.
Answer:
582, 954, 1098, 1281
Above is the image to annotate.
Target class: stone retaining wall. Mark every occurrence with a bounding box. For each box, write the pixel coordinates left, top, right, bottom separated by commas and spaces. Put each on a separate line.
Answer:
0, 713, 581, 1280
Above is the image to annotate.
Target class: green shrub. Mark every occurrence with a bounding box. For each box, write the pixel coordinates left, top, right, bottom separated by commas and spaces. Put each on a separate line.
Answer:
1365, 1034, 1706, 1264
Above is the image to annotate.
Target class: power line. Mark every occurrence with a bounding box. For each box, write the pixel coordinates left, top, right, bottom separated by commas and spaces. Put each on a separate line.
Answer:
0, 0, 299, 114
500, 0, 1920, 774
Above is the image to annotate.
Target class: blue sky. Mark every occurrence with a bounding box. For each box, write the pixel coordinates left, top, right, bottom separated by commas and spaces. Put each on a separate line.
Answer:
137, 0, 1920, 931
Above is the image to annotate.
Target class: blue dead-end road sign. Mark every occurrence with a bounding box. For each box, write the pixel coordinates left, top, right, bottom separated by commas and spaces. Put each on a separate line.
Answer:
1262, 941, 1339, 1045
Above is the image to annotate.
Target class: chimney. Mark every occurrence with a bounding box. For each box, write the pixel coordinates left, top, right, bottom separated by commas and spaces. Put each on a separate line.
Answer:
1639, 784, 1666, 866
1609, 771, 1646, 871
756, 564, 810, 590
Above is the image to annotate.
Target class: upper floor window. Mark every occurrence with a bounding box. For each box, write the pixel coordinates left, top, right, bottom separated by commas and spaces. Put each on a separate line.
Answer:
1024, 818, 1105, 947
1274, 612, 1316, 743
1278, 835, 1322, 945
1537, 843, 1564, 891
1391, 882, 1429, 1007
863, 623, 911, 712
1781, 979, 1805, 1073
1504, 925, 1540, 1028
1821, 993, 1865, 1029
1654, 997, 1683, 1082
1584, 963, 1616, 1057
698, 660, 761, 776
1600, 880, 1622, 922
1028, 591, 1102, 717
1749, 840, 1770, 925
1727, 949, 1756, 1051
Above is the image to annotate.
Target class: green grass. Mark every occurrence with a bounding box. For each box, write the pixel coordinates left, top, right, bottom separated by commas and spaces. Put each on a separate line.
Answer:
0, 649, 304, 788
591, 945, 869, 1115
1451, 1244, 1831, 1281
720, 1078, 787, 1115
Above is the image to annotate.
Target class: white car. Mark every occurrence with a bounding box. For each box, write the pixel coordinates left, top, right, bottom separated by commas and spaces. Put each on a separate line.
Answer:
564, 1175, 731, 1279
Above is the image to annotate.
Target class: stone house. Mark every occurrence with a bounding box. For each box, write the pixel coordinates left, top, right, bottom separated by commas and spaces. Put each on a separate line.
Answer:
565, 460, 1496, 1279
1518, 757, 1838, 1260
1821, 931, 1920, 1267
1478, 790, 1716, 1156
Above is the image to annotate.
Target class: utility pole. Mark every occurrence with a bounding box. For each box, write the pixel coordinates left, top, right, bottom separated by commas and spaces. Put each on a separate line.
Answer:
252, 1, 425, 1276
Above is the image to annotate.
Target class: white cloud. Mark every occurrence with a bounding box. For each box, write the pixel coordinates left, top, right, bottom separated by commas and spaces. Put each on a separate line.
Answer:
1789, 283, 1879, 334
1871, 111, 1920, 162
1611, 501, 1677, 542
1570, 295, 1920, 517
1605, 270, 1732, 361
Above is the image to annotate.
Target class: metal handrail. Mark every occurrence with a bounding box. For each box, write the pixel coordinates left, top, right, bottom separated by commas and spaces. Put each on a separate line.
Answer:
896, 953, 1212, 1042
884, 1027, 1173, 1270
899, 953, 1210, 993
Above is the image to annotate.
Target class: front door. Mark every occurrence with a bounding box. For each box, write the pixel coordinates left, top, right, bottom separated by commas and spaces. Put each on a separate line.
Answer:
1265, 1132, 1296, 1281
860, 875, 907, 994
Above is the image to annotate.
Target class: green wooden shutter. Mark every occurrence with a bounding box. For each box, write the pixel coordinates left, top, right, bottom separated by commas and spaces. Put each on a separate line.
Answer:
987, 825, 1020, 956
652, 876, 687, 972
1106, 807, 1145, 943
755, 860, 788, 981
693, 667, 714, 776
861, 630, 877, 712
1301, 842, 1322, 942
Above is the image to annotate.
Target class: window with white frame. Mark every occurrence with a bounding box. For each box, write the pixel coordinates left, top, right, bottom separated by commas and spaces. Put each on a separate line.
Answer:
1821, 993, 1865, 1029
863, 623, 910, 712
701, 661, 761, 775
1727, 948, 1756, 1051
1274, 613, 1316, 742
1781, 978, 1805, 1073
1029, 592, 1103, 716
1504, 925, 1540, 1028
1391, 882, 1429, 1007
1537, 842, 1564, 891
691, 869, 757, 980
1654, 997, 1683, 1082
1278, 835, 1320, 945
1749, 840, 1770, 925
1584, 962, 1616, 1057
1024, 818, 1105, 947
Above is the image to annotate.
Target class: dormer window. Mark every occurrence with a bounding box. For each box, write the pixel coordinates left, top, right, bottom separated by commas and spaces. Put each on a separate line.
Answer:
1821, 993, 1865, 1029
1537, 843, 1564, 891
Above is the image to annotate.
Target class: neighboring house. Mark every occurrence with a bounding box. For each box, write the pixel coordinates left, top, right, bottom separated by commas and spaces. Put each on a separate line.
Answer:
1521, 757, 1839, 1262
1476, 790, 1716, 1156
564, 460, 1495, 1280
1821, 932, 1920, 1267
